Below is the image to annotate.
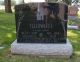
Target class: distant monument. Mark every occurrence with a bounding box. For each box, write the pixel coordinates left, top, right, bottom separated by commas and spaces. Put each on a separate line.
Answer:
11, 1, 73, 58
68, 0, 79, 20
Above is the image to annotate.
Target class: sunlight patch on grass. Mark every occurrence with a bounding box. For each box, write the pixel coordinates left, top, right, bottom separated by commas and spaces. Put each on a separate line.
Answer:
78, 11, 80, 18
74, 51, 80, 56
12, 31, 16, 34
71, 40, 78, 43
67, 31, 78, 37
6, 33, 12, 38
67, 30, 80, 43
0, 26, 7, 29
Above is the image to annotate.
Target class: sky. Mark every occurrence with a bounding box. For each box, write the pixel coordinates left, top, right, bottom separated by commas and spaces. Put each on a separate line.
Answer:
0, 0, 4, 1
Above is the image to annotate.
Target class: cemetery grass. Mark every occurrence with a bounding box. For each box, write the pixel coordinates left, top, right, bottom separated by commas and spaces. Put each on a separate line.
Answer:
0, 11, 80, 62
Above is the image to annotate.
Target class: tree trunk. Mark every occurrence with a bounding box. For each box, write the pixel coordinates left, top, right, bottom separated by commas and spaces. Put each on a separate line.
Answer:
4, 0, 12, 13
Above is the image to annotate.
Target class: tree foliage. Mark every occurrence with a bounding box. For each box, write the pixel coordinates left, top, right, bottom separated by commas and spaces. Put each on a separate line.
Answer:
63, 0, 72, 5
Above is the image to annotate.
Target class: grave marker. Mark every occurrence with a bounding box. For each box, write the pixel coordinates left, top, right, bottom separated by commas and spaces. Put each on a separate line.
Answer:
11, 2, 73, 58
15, 3, 68, 43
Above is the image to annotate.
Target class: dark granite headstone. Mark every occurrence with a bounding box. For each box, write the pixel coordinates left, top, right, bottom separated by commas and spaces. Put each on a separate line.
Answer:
15, 2, 68, 43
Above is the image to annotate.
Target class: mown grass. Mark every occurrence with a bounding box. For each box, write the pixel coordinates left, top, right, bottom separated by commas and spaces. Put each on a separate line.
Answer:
0, 11, 80, 62
78, 11, 80, 18
0, 11, 16, 46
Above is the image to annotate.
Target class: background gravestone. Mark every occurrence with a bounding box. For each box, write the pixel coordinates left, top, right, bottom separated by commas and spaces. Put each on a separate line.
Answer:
15, 3, 68, 43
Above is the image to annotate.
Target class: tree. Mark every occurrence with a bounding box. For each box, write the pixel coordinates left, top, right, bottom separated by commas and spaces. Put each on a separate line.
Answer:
4, 0, 12, 13
63, 0, 72, 5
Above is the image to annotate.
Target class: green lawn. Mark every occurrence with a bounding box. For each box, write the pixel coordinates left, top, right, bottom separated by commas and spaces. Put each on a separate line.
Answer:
0, 11, 80, 62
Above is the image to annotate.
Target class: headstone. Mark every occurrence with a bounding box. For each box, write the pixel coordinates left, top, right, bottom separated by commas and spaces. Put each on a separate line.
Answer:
11, 2, 73, 58
68, 6, 78, 16
15, 3, 68, 43
69, 0, 79, 20
68, 5, 78, 20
